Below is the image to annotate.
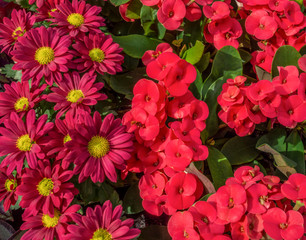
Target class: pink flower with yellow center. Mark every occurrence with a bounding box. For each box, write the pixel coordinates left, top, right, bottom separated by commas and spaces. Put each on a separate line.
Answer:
0, 81, 46, 123
20, 203, 80, 240
16, 160, 78, 217
36, 0, 66, 22
0, 109, 54, 174
71, 32, 124, 75
11, 26, 72, 86
65, 200, 140, 240
0, 9, 35, 55
65, 111, 133, 183
46, 72, 107, 118
50, 0, 105, 38
0, 167, 20, 211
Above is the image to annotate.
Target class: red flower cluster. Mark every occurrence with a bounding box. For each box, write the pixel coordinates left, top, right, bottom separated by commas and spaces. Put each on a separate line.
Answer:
122, 43, 209, 215
240, 0, 306, 72
218, 65, 306, 136
168, 165, 306, 240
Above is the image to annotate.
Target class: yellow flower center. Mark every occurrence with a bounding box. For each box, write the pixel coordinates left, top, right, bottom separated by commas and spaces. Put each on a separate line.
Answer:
90, 228, 112, 240
48, 8, 57, 17
88, 136, 110, 158
42, 209, 61, 228
67, 13, 84, 27
89, 48, 105, 63
14, 97, 29, 112
66, 89, 84, 103
63, 134, 72, 144
4, 179, 17, 192
37, 178, 54, 196
12, 26, 26, 40
16, 134, 33, 151
35, 47, 55, 65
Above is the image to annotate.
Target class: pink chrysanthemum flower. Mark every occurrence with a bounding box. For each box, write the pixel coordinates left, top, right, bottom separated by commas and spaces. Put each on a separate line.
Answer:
71, 32, 124, 75
46, 72, 107, 118
20, 203, 80, 240
65, 200, 140, 240
0, 9, 36, 55
0, 110, 54, 174
66, 112, 133, 183
0, 81, 46, 123
16, 160, 78, 216
50, 0, 105, 38
36, 0, 66, 22
11, 26, 72, 86
0, 167, 20, 211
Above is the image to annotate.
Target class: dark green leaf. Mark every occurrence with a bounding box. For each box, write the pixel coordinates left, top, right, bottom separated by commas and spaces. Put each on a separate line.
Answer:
183, 40, 205, 65
138, 225, 171, 240
300, 45, 306, 55
0, 220, 14, 240
157, 22, 166, 40
123, 183, 143, 214
112, 34, 163, 58
239, 49, 252, 64
110, 0, 130, 7
198, 193, 213, 202
271, 45, 301, 78
196, 52, 210, 73
126, 0, 142, 19
189, 69, 203, 99
207, 146, 233, 189
183, 19, 204, 45
0, 64, 22, 81
221, 136, 259, 165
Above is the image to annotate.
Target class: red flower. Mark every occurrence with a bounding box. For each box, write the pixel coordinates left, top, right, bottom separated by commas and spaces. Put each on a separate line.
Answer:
71, 32, 124, 75
11, 26, 72, 86
0, 9, 35, 55
0, 110, 53, 174
66, 112, 133, 183
273, 66, 300, 95
203, 1, 230, 21
298, 55, 306, 72
167, 91, 196, 119
16, 160, 78, 216
281, 173, 306, 202
157, 0, 186, 30
283, 1, 304, 25
189, 99, 209, 131
247, 80, 275, 102
36, 0, 65, 21
263, 208, 304, 240
50, 0, 105, 38
65, 201, 140, 240
46, 72, 107, 118
246, 183, 270, 214
0, 81, 46, 123
142, 194, 176, 216
139, 171, 167, 199
142, 43, 173, 66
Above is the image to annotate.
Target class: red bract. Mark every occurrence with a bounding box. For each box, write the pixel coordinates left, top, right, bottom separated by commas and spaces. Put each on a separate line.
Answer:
142, 43, 173, 66
263, 208, 304, 240
299, 55, 306, 72
157, 0, 186, 30
272, 66, 300, 95
203, 1, 230, 21
283, 1, 304, 25
246, 183, 270, 214
167, 91, 196, 119
281, 173, 306, 202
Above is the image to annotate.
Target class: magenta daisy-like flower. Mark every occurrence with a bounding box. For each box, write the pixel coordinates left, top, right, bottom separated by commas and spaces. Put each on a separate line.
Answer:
65, 200, 140, 240
0, 9, 36, 55
0, 81, 46, 123
36, 0, 66, 22
71, 32, 124, 76
0, 167, 20, 211
0, 109, 54, 174
46, 72, 107, 118
11, 26, 72, 86
50, 0, 105, 38
66, 111, 133, 183
16, 160, 78, 216
20, 203, 80, 240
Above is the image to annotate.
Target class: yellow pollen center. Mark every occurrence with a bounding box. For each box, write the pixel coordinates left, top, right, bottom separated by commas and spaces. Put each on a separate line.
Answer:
67, 13, 84, 27
35, 47, 54, 65
66, 89, 84, 103
48, 8, 57, 17
37, 178, 54, 196
89, 48, 105, 63
63, 134, 72, 144
88, 136, 110, 158
16, 134, 33, 151
14, 97, 29, 112
42, 209, 60, 228
12, 26, 26, 40
4, 179, 17, 192
90, 228, 112, 240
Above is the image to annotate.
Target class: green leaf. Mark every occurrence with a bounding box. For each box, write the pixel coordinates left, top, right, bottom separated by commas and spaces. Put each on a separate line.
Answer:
126, 0, 142, 19
138, 226, 171, 240
157, 22, 166, 40
189, 69, 203, 99
271, 45, 301, 78
183, 19, 204, 45
285, 130, 305, 174
221, 136, 259, 165
0, 64, 22, 81
110, 0, 130, 7
239, 49, 252, 64
196, 52, 210, 73
112, 34, 163, 58
123, 183, 143, 214
207, 146, 233, 189
198, 193, 213, 202
183, 40, 205, 65
140, 5, 156, 22
0, 220, 14, 240
300, 45, 306, 56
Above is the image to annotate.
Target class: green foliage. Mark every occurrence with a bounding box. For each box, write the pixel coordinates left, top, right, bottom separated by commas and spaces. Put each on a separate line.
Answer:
183, 40, 205, 65
126, 0, 142, 19
271, 45, 301, 78
207, 146, 233, 189
0, 64, 22, 81
123, 183, 144, 214
109, 0, 130, 7
221, 136, 259, 165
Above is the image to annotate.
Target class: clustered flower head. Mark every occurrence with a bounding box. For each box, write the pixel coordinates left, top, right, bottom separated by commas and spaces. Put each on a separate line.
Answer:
218, 61, 306, 136
167, 165, 306, 240
122, 43, 209, 216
